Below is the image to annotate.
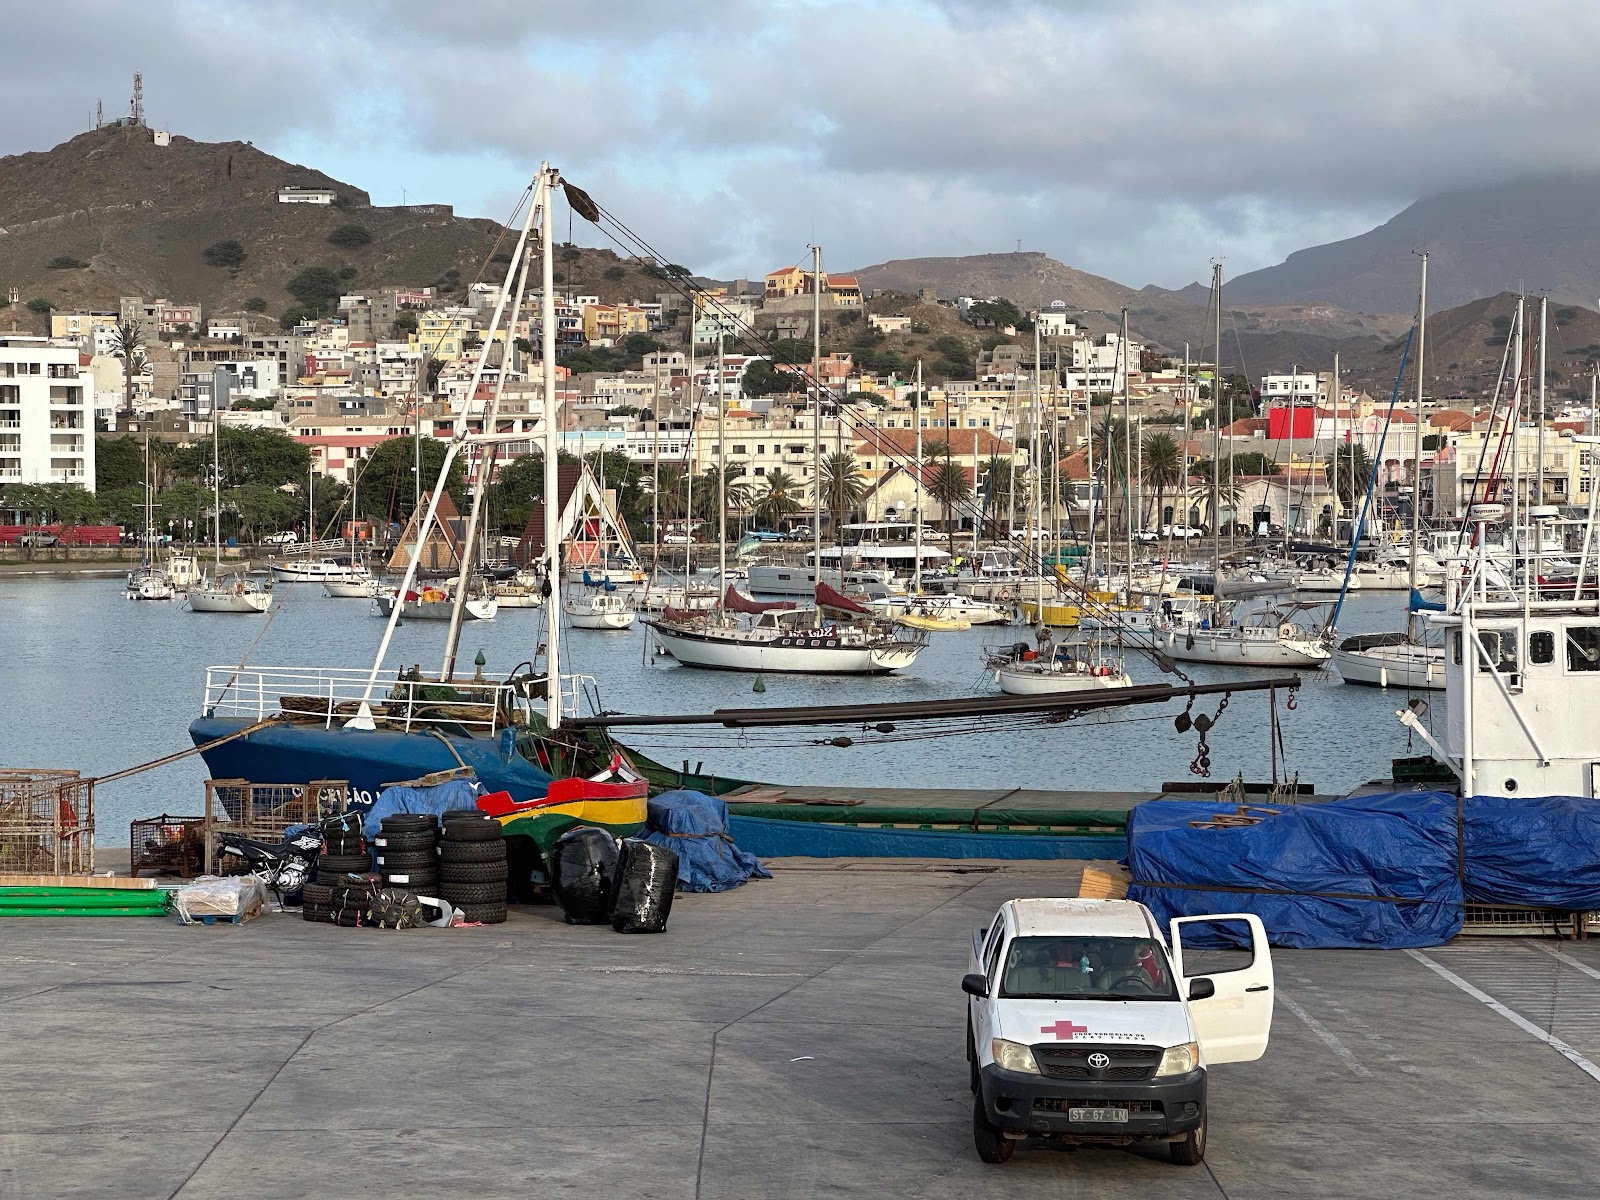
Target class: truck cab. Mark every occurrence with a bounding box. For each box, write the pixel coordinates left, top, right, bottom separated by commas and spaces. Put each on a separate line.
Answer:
963, 897, 1273, 1165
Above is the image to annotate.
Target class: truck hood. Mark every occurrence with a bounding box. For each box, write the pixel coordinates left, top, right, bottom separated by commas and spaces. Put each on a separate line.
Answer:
997, 998, 1193, 1051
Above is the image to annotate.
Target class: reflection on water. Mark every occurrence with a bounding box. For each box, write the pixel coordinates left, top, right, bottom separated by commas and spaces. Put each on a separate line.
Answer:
0, 578, 1439, 843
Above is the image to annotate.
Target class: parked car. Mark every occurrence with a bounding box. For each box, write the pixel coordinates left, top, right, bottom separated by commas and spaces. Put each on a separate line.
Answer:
661, 533, 695, 546
17, 532, 60, 548
261, 531, 299, 546
964, 897, 1273, 1166
746, 529, 786, 543
1161, 524, 1206, 539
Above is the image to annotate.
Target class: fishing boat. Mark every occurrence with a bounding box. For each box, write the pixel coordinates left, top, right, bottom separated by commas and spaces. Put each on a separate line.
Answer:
564, 589, 636, 629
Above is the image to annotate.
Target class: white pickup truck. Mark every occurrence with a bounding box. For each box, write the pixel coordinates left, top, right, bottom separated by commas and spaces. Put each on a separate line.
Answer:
964, 897, 1273, 1165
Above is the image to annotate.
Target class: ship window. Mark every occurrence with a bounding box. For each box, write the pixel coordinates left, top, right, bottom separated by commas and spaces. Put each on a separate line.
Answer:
1477, 629, 1517, 675
1530, 631, 1555, 664
1567, 626, 1600, 672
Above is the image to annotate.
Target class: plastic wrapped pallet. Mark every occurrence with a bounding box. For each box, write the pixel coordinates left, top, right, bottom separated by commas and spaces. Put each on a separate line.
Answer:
551, 827, 619, 924
610, 838, 679, 934
173, 875, 266, 925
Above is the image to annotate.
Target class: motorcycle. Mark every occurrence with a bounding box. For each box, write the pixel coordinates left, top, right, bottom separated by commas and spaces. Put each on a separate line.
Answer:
217, 811, 362, 902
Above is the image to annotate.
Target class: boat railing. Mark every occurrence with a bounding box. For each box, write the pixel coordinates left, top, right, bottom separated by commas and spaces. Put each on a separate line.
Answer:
561, 673, 597, 719
202, 665, 513, 734
271, 538, 357, 560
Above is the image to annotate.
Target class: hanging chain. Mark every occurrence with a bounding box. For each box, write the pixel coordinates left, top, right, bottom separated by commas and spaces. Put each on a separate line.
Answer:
1188, 692, 1231, 777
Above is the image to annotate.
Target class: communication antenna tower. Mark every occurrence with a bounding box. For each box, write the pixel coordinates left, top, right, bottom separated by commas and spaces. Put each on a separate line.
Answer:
95, 98, 103, 129
130, 71, 144, 126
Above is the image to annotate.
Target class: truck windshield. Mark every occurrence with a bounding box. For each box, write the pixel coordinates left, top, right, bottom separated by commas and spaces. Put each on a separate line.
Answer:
999, 935, 1177, 1001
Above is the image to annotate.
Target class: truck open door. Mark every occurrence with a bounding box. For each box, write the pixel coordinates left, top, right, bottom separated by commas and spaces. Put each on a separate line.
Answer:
1169, 914, 1274, 1064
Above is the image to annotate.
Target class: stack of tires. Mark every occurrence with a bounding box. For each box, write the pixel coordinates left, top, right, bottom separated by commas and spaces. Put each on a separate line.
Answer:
437, 809, 507, 924
373, 813, 440, 895
303, 814, 373, 924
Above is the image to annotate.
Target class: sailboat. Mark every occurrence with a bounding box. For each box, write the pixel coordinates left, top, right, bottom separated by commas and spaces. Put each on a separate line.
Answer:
563, 585, 636, 629
1332, 254, 1446, 689
645, 260, 929, 674
126, 436, 178, 600
188, 410, 273, 614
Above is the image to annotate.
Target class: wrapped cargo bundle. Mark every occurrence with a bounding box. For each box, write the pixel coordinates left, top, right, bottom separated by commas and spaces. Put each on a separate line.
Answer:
551, 827, 618, 924
610, 838, 679, 934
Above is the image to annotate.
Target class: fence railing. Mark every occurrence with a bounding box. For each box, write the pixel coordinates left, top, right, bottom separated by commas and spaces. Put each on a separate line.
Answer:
203, 665, 517, 734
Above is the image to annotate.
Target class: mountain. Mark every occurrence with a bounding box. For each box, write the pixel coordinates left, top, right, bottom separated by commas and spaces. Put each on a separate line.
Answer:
850, 251, 1407, 368
1217, 175, 1600, 314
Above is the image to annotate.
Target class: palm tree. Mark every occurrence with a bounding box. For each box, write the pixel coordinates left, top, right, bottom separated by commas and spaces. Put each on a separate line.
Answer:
108, 320, 145, 416
754, 468, 802, 530
692, 465, 753, 527
978, 455, 1014, 536
1141, 432, 1182, 534
1325, 444, 1372, 510
927, 460, 971, 538
819, 450, 867, 531
1092, 416, 1134, 537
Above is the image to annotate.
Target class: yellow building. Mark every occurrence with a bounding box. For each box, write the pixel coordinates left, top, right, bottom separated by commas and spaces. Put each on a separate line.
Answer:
411, 309, 473, 361
582, 304, 649, 342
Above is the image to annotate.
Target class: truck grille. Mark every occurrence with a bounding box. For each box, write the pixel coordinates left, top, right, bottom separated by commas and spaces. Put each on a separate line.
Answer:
1033, 1097, 1163, 1115
1032, 1043, 1160, 1081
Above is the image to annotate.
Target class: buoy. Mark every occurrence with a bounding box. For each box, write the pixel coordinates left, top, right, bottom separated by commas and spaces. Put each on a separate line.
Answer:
752, 675, 766, 693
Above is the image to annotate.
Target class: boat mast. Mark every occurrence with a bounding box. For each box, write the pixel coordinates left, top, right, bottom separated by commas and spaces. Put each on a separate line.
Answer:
1033, 321, 1043, 614
1120, 307, 1133, 607
1331, 351, 1339, 545
914, 359, 923, 598
539, 165, 562, 729
685, 330, 696, 584
443, 209, 536, 679
1538, 295, 1547, 512
650, 358, 659, 583
1181, 341, 1190, 545
1210, 263, 1222, 587
716, 329, 727, 612
1284, 362, 1295, 562
1406, 254, 1427, 642
811, 243, 823, 626
1512, 296, 1524, 561
212, 403, 221, 569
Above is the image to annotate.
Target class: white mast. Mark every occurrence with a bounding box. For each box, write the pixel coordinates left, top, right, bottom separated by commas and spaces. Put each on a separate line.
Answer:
1033, 322, 1043, 614
539, 165, 561, 729
716, 329, 727, 611
1331, 351, 1339, 543
685, 335, 696, 585
1181, 342, 1190, 546
1120, 307, 1133, 607
913, 359, 923, 597
211, 405, 221, 569
1406, 253, 1426, 642
1538, 295, 1548, 510
1512, 296, 1524, 559
811, 244, 823, 626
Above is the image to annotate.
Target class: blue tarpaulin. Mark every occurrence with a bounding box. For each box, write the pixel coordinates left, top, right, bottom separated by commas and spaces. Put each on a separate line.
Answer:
1465, 794, 1600, 909
362, 779, 482, 840
640, 790, 771, 892
1127, 792, 1464, 949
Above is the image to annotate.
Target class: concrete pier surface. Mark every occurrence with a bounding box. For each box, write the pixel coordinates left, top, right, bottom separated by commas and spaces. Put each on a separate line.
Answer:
3, 859, 1599, 1199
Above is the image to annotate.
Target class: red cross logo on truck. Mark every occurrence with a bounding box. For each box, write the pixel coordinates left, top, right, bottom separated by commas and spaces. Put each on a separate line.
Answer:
1041, 1019, 1089, 1040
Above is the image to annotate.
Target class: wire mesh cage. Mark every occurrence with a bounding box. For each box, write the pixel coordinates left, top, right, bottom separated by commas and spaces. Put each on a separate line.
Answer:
129, 815, 206, 877
202, 779, 348, 871
0, 769, 95, 874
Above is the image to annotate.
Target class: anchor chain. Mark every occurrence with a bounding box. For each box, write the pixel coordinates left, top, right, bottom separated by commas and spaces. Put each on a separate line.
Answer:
1187, 692, 1232, 777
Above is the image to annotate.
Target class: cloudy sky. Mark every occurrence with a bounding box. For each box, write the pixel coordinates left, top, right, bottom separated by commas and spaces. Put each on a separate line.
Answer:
5, 0, 1597, 287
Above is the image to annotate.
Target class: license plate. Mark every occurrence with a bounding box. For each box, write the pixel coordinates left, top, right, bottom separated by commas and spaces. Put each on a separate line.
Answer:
1068, 1106, 1129, 1123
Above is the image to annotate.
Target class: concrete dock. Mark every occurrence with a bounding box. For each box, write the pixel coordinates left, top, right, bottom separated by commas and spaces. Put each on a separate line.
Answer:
3, 859, 1598, 1199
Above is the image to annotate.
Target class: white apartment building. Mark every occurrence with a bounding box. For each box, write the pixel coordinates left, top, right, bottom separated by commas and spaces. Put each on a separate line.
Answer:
0, 336, 95, 490
1260, 373, 1321, 401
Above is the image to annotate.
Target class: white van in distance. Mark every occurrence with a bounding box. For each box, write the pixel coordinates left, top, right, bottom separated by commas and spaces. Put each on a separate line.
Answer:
964, 897, 1274, 1165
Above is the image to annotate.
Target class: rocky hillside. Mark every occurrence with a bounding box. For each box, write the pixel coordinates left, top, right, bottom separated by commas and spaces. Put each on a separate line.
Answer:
1215, 174, 1600, 314
0, 127, 670, 331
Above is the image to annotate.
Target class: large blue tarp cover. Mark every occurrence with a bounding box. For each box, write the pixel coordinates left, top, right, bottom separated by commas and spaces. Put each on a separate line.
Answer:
1464, 794, 1600, 909
361, 778, 481, 840
1127, 792, 1465, 949
640, 790, 771, 893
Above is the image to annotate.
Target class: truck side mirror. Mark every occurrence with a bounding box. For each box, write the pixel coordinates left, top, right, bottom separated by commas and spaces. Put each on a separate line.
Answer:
1187, 977, 1216, 1001
961, 972, 989, 998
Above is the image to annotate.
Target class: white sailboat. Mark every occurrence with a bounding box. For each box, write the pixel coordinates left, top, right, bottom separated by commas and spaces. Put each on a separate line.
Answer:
375, 581, 497, 621
188, 410, 272, 614
563, 588, 636, 629
126, 437, 176, 600
1156, 599, 1332, 668
1333, 255, 1446, 689
988, 632, 1133, 695
324, 577, 382, 599
489, 570, 545, 608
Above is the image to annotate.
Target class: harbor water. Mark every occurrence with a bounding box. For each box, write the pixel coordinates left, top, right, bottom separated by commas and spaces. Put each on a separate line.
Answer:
1, 577, 1443, 842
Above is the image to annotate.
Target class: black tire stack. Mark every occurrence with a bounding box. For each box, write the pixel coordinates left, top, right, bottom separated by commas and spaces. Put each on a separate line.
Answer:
438, 809, 507, 924
373, 813, 440, 896
304, 813, 371, 923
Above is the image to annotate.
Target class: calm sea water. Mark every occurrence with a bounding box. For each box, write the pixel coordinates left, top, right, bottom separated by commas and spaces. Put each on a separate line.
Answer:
0, 576, 1438, 844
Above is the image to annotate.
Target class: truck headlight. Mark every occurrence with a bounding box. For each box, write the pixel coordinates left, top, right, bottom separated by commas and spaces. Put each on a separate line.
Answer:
991, 1038, 1040, 1074
1154, 1041, 1199, 1077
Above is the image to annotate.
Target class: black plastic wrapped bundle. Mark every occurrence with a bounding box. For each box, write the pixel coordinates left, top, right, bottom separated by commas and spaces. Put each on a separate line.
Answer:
551, 827, 619, 924
610, 838, 679, 934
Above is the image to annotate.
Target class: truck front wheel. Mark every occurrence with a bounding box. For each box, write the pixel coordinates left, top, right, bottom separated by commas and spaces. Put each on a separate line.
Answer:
972, 1094, 1014, 1164
1169, 1112, 1207, 1165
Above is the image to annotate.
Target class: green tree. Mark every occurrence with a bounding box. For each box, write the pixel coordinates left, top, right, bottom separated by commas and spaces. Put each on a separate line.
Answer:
927, 459, 971, 537
107, 320, 145, 415
603, 265, 626, 281
1141, 431, 1182, 531
1, 483, 51, 552
353, 435, 465, 526
740, 360, 788, 397
203, 240, 246, 269
1325, 444, 1373, 509
977, 455, 1015, 528
48, 256, 88, 270
327, 224, 373, 249
26, 298, 52, 315
170, 426, 309, 490
484, 451, 545, 533
622, 332, 660, 359
243, 296, 268, 312
819, 450, 867, 530
286, 266, 344, 314
767, 338, 812, 365
967, 298, 1023, 329
753, 468, 803, 529
96, 435, 145, 491
223, 483, 303, 540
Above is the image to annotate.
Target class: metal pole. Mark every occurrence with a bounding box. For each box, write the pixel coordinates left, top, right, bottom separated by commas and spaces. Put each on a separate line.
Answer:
717, 330, 727, 611
1331, 351, 1340, 544
1538, 295, 1547, 508
539, 166, 562, 729
811, 243, 823, 625
1121, 307, 1133, 606
1407, 253, 1426, 641
914, 360, 923, 596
